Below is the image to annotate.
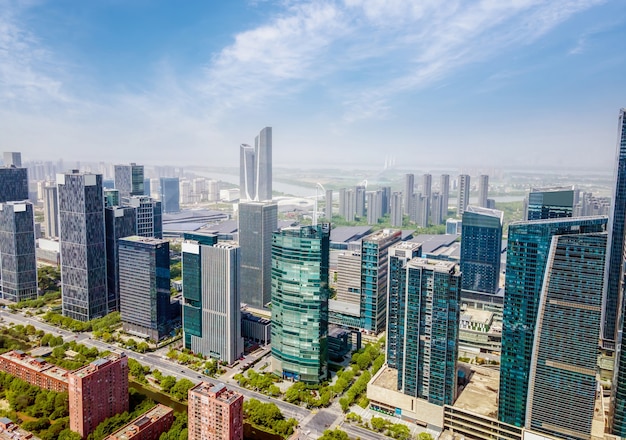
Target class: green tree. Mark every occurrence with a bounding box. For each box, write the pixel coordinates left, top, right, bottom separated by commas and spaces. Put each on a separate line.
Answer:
160, 376, 177, 393
319, 429, 349, 440
418, 433, 434, 440
170, 379, 194, 401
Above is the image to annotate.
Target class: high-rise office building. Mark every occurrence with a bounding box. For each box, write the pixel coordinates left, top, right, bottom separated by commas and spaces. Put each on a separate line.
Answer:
271, 224, 330, 384
404, 174, 415, 216
525, 187, 574, 221
355, 185, 366, 218
181, 239, 243, 364
440, 174, 450, 220
188, 382, 244, 440
390, 192, 403, 227
238, 202, 277, 310
105, 206, 136, 313
3, 152, 21, 168
104, 189, 120, 208
119, 236, 171, 341
239, 127, 272, 202
396, 258, 460, 406
386, 242, 422, 369
457, 174, 470, 217
143, 178, 151, 196
460, 206, 503, 295
477, 175, 489, 208
335, 251, 362, 305
360, 229, 402, 334
498, 216, 607, 428
126, 196, 163, 239
0, 165, 28, 203
43, 185, 59, 238
526, 232, 607, 440
58, 171, 107, 322
159, 177, 180, 213
325, 189, 333, 219
68, 354, 129, 438
0, 201, 37, 302
114, 163, 144, 199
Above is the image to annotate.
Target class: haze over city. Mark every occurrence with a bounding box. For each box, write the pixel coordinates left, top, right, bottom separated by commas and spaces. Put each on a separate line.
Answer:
2, 0, 626, 169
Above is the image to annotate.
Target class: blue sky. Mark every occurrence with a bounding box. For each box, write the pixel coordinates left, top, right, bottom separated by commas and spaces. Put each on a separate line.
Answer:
1, 0, 625, 170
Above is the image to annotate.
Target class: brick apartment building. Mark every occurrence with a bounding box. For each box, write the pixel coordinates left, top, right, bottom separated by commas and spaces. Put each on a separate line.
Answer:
0, 350, 68, 392
106, 404, 174, 440
188, 382, 244, 440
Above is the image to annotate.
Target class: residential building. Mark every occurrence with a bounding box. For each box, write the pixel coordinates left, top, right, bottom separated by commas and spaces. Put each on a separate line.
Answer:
446, 218, 462, 235
404, 174, 414, 216
411, 193, 429, 227
386, 242, 422, 370
457, 175, 470, 217
58, 171, 107, 321
114, 163, 144, 198
188, 382, 244, 440
478, 175, 489, 208
526, 232, 607, 439
390, 192, 403, 227
181, 240, 242, 364
440, 174, 450, 221
68, 354, 129, 438
422, 174, 432, 199
0, 201, 37, 302
525, 187, 574, 221
239, 127, 272, 202
0, 350, 68, 392
126, 196, 163, 239
355, 185, 366, 218
271, 224, 330, 384
339, 188, 355, 221
396, 258, 460, 405
498, 216, 607, 428
325, 189, 333, 219
238, 201, 277, 310
366, 190, 383, 225
105, 206, 136, 313
430, 192, 442, 225
43, 185, 59, 238
159, 177, 180, 213
360, 229, 402, 333
106, 404, 174, 440
460, 206, 503, 295
119, 236, 171, 341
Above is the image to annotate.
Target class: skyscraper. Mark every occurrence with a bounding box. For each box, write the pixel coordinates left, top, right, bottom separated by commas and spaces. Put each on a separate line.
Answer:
366, 190, 383, 225
159, 177, 180, 213
440, 174, 450, 220
525, 187, 574, 221
119, 236, 170, 341
478, 174, 489, 208
396, 258, 460, 405
188, 382, 244, 440
404, 174, 415, 216
526, 232, 607, 439
238, 202, 277, 310
0, 165, 28, 203
360, 229, 402, 334
325, 189, 333, 219
181, 239, 243, 364
430, 192, 442, 225
386, 242, 422, 369
127, 195, 163, 239
422, 174, 432, 199
58, 171, 107, 322
0, 201, 37, 302
390, 192, 403, 227
460, 206, 503, 295
68, 354, 129, 438
43, 185, 59, 238
498, 216, 607, 427
271, 224, 330, 384
457, 174, 470, 217
3, 152, 21, 168
355, 185, 366, 218
114, 163, 144, 199
105, 206, 136, 313
239, 127, 272, 202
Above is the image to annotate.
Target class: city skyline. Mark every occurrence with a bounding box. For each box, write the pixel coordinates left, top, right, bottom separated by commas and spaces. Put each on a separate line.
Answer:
1, 1, 625, 169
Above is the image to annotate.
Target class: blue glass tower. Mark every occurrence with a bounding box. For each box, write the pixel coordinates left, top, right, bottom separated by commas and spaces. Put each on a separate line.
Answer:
159, 177, 180, 213
498, 216, 607, 427
526, 232, 607, 439
460, 206, 503, 294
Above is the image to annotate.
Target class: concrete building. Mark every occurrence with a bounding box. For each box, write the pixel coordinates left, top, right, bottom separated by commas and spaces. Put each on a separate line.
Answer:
0, 202, 37, 302
106, 404, 174, 440
119, 236, 171, 341
271, 225, 330, 384
478, 175, 489, 208
355, 185, 366, 218
126, 196, 163, 239
366, 190, 383, 225
404, 174, 414, 216
188, 382, 244, 440
0, 350, 68, 392
105, 206, 136, 313
325, 189, 333, 219
114, 163, 144, 199
238, 201, 277, 311
457, 174, 470, 218
43, 185, 59, 238
239, 127, 272, 202
68, 354, 129, 438
390, 192, 403, 227
440, 174, 450, 221
159, 177, 180, 213
241, 312, 271, 345
335, 251, 361, 305
3, 152, 21, 168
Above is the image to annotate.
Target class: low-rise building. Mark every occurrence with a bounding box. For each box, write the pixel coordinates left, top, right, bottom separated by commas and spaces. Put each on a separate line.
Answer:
0, 417, 40, 440
0, 350, 68, 392
106, 404, 174, 440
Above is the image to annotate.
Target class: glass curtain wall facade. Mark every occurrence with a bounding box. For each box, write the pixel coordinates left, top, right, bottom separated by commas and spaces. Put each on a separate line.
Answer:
0, 167, 28, 203
105, 206, 137, 313
114, 163, 144, 198
159, 177, 180, 213
498, 216, 607, 427
271, 224, 330, 384
526, 188, 574, 221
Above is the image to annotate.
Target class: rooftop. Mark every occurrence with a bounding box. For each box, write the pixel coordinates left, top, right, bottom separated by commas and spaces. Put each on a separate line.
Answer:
0, 351, 68, 381
190, 381, 242, 404
107, 404, 173, 440
363, 228, 401, 243
406, 258, 458, 274
410, 234, 457, 254
453, 364, 500, 419
120, 236, 168, 245
70, 354, 124, 379
464, 205, 504, 221
330, 226, 373, 243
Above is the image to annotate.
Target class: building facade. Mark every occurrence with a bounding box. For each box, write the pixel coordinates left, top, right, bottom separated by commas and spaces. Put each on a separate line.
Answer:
271, 225, 330, 384
239, 127, 272, 202
478, 175, 489, 208
159, 177, 180, 213
0, 202, 37, 302
105, 206, 137, 313
457, 175, 470, 218
188, 382, 244, 440
460, 206, 503, 295
0, 350, 68, 392
114, 163, 144, 198
58, 171, 108, 321
325, 189, 333, 220
119, 236, 171, 341
238, 202, 277, 310
440, 174, 450, 221
43, 185, 59, 238
390, 192, 403, 227
525, 187, 574, 221
68, 354, 129, 438
106, 404, 174, 440
0, 166, 28, 203
498, 216, 607, 428
126, 196, 163, 239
